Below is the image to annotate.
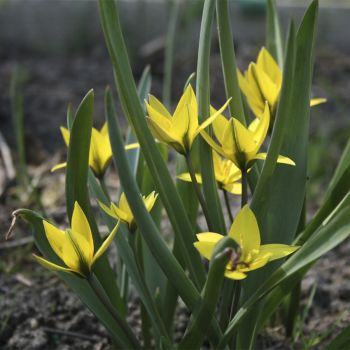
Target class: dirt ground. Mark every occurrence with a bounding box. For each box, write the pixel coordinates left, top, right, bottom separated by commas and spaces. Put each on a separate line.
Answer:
1, 43, 350, 349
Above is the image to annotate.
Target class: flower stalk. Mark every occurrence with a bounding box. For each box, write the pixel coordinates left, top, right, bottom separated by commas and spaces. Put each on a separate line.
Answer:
185, 152, 213, 231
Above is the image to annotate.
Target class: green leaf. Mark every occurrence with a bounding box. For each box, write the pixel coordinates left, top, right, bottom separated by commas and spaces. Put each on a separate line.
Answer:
105, 88, 224, 346
98, 0, 206, 289
216, 0, 245, 123
219, 203, 350, 348
10, 65, 28, 186
162, 0, 180, 107
298, 136, 350, 244
65, 90, 93, 220
258, 191, 350, 331
238, 2, 319, 345
236, 20, 296, 349
125, 65, 151, 176
324, 324, 350, 350
66, 103, 74, 130
14, 209, 136, 349
65, 89, 124, 315
266, 0, 284, 67
179, 237, 232, 350
196, 0, 226, 234
140, 144, 168, 295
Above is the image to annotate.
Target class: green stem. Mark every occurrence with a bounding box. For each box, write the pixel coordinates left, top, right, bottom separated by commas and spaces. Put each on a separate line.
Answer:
227, 168, 247, 333
285, 198, 305, 336
241, 169, 248, 207
88, 274, 141, 349
223, 189, 234, 223
230, 281, 241, 320
185, 153, 214, 231
219, 280, 235, 329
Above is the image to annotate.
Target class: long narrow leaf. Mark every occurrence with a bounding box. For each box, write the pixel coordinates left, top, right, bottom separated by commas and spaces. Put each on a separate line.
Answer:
179, 238, 232, 349
266, 0, 284, 67
324, 323, 350, 350
197, 0, 226, 233
98, 0, 205, 289
236, 20, 296, 349
216, 0, 245, 123
65, 89, 123, 311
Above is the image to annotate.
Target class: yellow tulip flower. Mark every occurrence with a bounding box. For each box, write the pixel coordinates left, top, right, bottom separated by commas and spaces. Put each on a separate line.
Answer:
52, 123, 139, 177
178, 151, 242, 195
33, 202, 120, 277
238, 47, 326, 118
145, 84, 231, 155
99, 191, 158, 231
194, 205, 299, 280
201, 102, 295, 170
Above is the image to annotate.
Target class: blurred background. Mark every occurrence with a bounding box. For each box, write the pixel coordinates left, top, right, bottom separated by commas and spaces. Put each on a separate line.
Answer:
1, 1, 350, 349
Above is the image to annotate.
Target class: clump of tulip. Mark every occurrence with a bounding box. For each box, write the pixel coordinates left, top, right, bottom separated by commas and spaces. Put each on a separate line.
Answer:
8, 1, 350, 349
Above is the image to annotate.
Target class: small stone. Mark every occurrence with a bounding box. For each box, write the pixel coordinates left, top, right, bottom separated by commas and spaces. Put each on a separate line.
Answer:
29, 318, 39, 329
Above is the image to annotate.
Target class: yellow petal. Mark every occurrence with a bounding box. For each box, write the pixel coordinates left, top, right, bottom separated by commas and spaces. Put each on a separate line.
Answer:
186, 85, 199, 143
51, 162, 67, 172
256, 47, 282, 89
148, 95, 172, 119
257, 244, 299, 262
147, 117, 181, 149
60, 127, 70, 146
93, 221, 120, 265
113, 204, 132, 224
250, 102, 270, 153
229, 205, 260, 256
43, 220, 67, 259
177, 173, 203, 184
224, 270, 247, 280
223, 183, 242, 195
211, 108, 229, 145
69, 230, 94, 268
171, 86, 194, 141
245, 64, 267, 115
237, 68, 265, 118
310, 98, 327, 107
194, 232, 224, 260
251, 64, 279, 109
33, 254, 74, 274
125, 142, 140, 150
239, 255, 270, 272
118, 193, 133, 223
98, 200, 119, 220
253, 153, 296, 166
100, 122, 109, 137
223, 118, 256, 154
71, 202, 94, 253
90, 128, 111, 176
200, 131, 226, 157
146, 103, 172, 131
276, 155, 296, 166
60, 236, 82, 272
119, 193, 130, 212
196, 98, 232, 137
144, 191, 158, 212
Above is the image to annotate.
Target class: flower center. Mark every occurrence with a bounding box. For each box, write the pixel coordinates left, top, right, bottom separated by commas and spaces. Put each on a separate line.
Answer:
227, 249, 250, 271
